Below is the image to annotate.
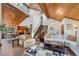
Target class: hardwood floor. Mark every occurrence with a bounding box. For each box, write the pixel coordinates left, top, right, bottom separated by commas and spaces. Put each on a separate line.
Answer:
0, 39, 26, 56
0, 39, 76, 56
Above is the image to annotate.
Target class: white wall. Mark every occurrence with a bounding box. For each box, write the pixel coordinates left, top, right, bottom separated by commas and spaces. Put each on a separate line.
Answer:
63, 18, 79, 40
43, 18, 62, 35
19, 9, 42, 38
42, 13, 48, 25
19, 17, 32, 26
0, 4, 2, 44
0, 4, 1, 25
29, 9, 42, 37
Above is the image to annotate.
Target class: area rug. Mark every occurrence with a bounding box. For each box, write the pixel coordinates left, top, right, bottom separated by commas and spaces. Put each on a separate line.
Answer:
24, 44, 68, 56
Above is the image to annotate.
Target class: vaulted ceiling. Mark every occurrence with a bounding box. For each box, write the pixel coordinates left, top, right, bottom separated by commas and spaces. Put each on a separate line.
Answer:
25, 3, 79, 21
39, 3, 79, 21
2, 3, 29, 26
3, 3, 79, 23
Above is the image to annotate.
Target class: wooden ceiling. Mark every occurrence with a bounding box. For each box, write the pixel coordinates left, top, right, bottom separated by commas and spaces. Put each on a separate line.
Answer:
39, 3, 79, 21
3, 3, 79, 23
2, 3, 29, 26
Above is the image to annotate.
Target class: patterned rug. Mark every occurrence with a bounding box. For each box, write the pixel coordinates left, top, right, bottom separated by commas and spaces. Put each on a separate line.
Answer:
24, 44, 68, 56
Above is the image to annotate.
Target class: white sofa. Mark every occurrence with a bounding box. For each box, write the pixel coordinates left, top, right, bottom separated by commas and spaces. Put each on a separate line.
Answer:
44, 35, 64, 43
65, 40, 79, 56
44, 34, 79, 56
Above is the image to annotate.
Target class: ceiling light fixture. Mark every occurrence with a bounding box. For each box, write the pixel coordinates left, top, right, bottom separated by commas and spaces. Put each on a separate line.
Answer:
56, 8, 64, 15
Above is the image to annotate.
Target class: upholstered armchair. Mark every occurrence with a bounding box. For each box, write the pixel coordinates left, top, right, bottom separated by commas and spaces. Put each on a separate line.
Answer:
24, 38, 35, 48
19, 34, 35, 48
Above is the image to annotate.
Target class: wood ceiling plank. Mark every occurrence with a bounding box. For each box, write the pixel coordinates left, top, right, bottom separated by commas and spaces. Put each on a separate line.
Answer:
39, 3, 79, 21
2, 3, 29, 26
45, 3, 77, 21
66, 4, 79, 21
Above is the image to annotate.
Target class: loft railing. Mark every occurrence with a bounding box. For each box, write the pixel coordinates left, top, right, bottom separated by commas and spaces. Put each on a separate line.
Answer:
9, 3, 29, 15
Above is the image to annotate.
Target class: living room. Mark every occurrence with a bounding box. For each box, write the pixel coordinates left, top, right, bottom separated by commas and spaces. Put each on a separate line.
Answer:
0, 3, 79, 56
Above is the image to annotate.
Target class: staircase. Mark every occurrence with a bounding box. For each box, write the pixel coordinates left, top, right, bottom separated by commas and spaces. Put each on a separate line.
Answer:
34, 25, 43, 38
19, 17, 32, 26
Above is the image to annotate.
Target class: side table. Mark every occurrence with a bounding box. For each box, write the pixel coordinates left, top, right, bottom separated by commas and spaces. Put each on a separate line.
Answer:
11, 37, 19, 47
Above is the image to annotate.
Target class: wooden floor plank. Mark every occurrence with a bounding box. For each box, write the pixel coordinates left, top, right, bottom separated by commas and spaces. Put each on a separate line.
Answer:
0, 39, 25, 56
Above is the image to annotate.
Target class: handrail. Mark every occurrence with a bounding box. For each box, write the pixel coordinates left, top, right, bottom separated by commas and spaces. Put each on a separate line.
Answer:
33, 23, 40, 33
32, 21, 41, 38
